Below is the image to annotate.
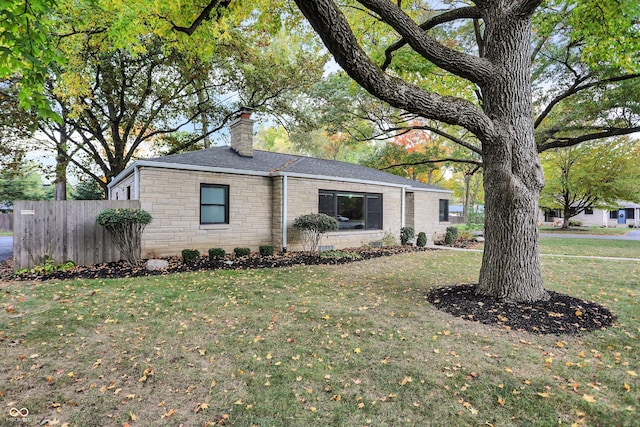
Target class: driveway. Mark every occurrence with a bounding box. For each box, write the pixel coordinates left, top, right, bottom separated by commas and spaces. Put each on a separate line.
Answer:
0, 235, 12, 262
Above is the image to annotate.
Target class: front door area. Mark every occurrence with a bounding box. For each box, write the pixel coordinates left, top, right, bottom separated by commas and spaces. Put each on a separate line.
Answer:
618, 209, 627, 224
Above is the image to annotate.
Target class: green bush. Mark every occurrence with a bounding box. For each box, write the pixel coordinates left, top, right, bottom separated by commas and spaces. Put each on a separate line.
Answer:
293, 213, 339, 254
208, 248, 226, 259
381, 231, 398, 247
16, 255, 75, 276
569, 220, 582, 227
416, 232, 427, 247
181, 249, 200, 264
96, 208, 152, 265
259, 245, 274, 256
234, 247, 251, 257
400, 226, 415, 245
444, 226, 459, 245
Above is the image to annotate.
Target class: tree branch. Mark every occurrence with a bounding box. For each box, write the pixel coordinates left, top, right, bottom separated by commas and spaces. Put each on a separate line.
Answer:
358, 0, 493, 84
381, 6, 482, 70
293, 0, 495, 143
535, 73, 640, 129
538, 126, 640, 152
379, 157, 483, 171
508, 0, 544, 17
169, 0, 232, 35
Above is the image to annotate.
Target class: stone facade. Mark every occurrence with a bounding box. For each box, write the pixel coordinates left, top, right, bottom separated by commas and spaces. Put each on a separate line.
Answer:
110, 166, 450, 257
135, 168, 273, 258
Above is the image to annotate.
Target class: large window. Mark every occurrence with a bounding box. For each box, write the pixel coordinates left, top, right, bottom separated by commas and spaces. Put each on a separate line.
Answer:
319, 190, 382, 230
200, 184, 229, 224
439, 199, 449, 222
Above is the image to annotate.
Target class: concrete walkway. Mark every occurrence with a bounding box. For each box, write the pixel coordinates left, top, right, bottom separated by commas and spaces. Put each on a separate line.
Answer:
0, 235, 12, 262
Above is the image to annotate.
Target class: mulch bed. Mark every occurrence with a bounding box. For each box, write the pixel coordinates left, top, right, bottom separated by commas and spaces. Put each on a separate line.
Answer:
1, 246, 615, 335
426, 284, 616, 335
0, 246, 431, 282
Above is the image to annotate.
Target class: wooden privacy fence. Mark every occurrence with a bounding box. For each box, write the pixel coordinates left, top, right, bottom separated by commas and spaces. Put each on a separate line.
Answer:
13, 200, 140, 270
0, 213, 12, 232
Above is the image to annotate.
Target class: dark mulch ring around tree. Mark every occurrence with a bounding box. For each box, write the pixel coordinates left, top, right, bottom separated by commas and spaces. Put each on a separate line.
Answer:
0, 246, 433, 283
426, 284, 616, 335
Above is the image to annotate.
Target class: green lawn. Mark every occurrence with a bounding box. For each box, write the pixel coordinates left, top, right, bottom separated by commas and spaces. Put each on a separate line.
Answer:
0, 231, 11, 237
1, 250, 638, 426
540, 237, 640, 259
539, 226, 632, 236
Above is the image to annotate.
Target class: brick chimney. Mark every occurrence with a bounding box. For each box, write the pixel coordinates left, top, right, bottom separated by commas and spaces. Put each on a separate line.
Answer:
230, 107, 254, 157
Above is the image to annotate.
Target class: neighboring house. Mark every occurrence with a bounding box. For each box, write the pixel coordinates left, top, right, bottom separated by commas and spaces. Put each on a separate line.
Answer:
539, 202, 640, 227
107, 112, 452, 257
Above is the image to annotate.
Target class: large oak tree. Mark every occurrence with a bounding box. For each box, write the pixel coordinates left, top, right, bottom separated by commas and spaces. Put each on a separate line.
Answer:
293, 0, 640, 302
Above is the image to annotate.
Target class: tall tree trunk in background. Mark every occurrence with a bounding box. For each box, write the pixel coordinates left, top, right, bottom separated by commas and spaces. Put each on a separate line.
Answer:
53, 132, 69, 201
475, 5, 548, 302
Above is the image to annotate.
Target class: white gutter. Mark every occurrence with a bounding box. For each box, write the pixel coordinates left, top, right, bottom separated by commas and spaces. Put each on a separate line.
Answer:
282, 175, 288, 252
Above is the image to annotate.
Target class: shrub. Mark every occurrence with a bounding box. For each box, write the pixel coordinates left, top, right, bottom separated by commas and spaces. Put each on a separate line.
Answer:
16, 255, 75, 276
182, 249, 200, 264
381, 231, 398, 247
293, 213, 339, 254
569, 220, 582, 227
400, 226, 415, 245
96, 208, 152, 265
416, 232, 427, 247
458, 229, 473, 241
444, 226, 459, 245
234, 247, 251, 257
208, 248, 225, 259
259, 245, 274, 256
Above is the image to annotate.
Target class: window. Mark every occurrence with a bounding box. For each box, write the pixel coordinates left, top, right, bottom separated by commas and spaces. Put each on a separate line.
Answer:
544, 209, 562, 222
584, 208, 593, 215
126, 186, 131, 200
610, 210, 618, 219
318, 190, 382, 230
439, 199, 449, 222
200, 184, 229, 224
626, 208, 635, 220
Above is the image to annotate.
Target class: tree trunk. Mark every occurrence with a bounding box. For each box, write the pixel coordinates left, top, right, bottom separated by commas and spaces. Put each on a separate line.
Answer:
54, 140, 69, 201
463, 173, 471, 223
476, 6, 548, 302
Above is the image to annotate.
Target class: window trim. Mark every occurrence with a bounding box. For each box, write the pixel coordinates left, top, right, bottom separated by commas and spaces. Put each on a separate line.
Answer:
200, 184, 229, 225
318, 190, 383, 231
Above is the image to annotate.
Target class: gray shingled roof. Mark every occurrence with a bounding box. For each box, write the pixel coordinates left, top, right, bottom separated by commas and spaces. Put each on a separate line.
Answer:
145, 146, 443, 190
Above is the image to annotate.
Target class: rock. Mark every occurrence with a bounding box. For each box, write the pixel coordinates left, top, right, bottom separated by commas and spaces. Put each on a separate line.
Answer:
145, 259, 169, 271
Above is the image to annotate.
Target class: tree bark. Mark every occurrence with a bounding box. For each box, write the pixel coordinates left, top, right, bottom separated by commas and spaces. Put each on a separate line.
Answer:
475, 4, 548, 302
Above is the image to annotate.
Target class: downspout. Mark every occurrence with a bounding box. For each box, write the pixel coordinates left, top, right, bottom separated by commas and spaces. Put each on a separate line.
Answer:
134, 165, 140, 200
401, 187, 406, 228
282, 174, 288, 252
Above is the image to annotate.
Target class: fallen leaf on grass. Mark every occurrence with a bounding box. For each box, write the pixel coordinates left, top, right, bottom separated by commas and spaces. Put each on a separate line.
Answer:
627, 371, 638, 377
497, 397, 506, 405
195, 403, 209, 413
582, 394, 596, 403
162, 408, 177, 418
